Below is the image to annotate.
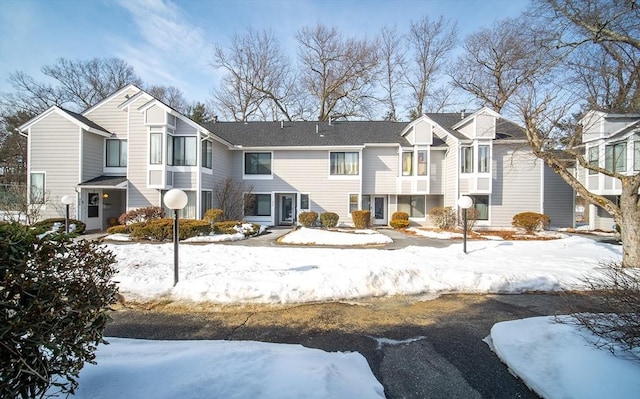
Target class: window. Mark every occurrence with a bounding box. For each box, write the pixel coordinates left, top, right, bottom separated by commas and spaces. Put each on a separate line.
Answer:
169, 136, 197, 166
244, 193, 271, 216
397, 195, 426, 218
471, 195, 489, 220
605, 142, 626, 172
106, 139, 127, 167
300, 194, 310, 210
30, 173, 45, 204
201, 190, 212, 217
330, 152, 359, 175
461, 146, 473, 173
634, 141, 639, 171
349, 194, 359, 213
244, 152, 272, 175
417, 150, 428, 176
402, 152, 413, 176
478, 145, 490, 173
150, 133, 162, 165
162, 190, 196, 219
588, 146, 599, 175
202, 140, 213, 169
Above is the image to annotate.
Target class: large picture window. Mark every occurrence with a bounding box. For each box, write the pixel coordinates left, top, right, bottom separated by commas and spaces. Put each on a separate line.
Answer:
471, 195, 489, 220
330, 152, 359, 175
244, 153, 272, 175
588, 146, 599, 175
478, 145, 490, 173
605, 142, 626, 172
150, 133, 162, 165
169, 136, 197, 166
397, 195, 426, 218
29, 172, 45, 204
202, 140, 213, 169
244, 193, 271, 216
106, 139, 127, 167
461, 146, 473, 173
162, 190, 196, 219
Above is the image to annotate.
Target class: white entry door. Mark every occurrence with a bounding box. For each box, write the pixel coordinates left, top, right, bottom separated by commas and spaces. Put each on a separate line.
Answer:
280, 194, 294, 225
85, 191, 102, 231
373, 196, 387, 224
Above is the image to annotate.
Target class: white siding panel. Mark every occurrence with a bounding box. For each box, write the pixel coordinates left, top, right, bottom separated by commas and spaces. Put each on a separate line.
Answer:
127, 98, 160, 209
84, 87, 139, 138
82, 132, 103, 181
362, 146, 397, 193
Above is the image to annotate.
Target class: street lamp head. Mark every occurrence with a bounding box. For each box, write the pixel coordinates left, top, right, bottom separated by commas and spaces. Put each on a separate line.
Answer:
61, 195, 74, 205
164, 189, 188, 210
458, 195, 473, 209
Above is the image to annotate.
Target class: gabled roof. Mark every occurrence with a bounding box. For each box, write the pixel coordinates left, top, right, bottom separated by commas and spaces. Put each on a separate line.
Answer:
18, 105, 111, 137
82, 84, 142, 116
205, 121, 413, 148
423, 112, 526, 141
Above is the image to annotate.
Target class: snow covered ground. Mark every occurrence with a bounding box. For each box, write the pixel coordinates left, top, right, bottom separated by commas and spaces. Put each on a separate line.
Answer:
67, 227, 636, 399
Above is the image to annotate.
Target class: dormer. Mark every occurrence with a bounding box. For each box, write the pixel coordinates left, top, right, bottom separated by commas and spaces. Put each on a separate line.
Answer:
452, 107, 500, 140
400, 118, 434, 145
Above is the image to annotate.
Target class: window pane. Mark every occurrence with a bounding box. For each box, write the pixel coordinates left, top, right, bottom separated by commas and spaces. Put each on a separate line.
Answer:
245, 153, 271, 175
202, 140, 212, 169
588, 146, 598, 175
106, 140, 119, 167
397, 196, 411, 215
174, 137, 185, 165
201, 191, 212, 217
244, 194, 271, 216
634, 141, 640, 171
410, 195, 425, 218
167, 135, 173, 166
417, 150, 427, 176
614, 143, 626, 172
330, 152, 359, 175
151, 133, 162, 165
402, 152, 413, 176
605, 145, 613, 171
349, 194, 358, 213
121, 140, 128, 166
30, 173, 44, 203
300, 194, 309, 210
184, 137, 197, 166
472, 196, 489, 220
361, 195, 371, 211
478, 145, 489, 173
461, 147, 473, 173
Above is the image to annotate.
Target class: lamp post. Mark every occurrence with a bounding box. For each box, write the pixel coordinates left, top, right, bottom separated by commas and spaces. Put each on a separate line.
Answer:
163, 189, 188, 287
61, 195, 74, 233
457, 195, 473, 254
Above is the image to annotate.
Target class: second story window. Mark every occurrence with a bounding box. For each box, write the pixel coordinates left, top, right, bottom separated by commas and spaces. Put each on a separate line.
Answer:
478, 145, 490, 173
169, 136, 197, 166
402, 152, 413, 176
588, 146, 599, 175
245, 152, 272, 175
605, 142, 626, 173
461, 146, 473, 173
417, 150, 427, 176
106, 139, 127, 167
202, 140, 213, 169
150, 133, 162, 165
330, 152, 359, 175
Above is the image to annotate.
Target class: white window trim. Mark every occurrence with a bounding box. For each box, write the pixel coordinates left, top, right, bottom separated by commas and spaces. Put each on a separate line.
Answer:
243, 151, 274, 180
328, 151, 361, 179
29, 171, 46, 205
347, 193, 360, 217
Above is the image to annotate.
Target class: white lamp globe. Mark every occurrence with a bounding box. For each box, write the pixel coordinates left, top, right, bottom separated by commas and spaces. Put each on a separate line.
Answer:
164, 189, 188, 210
61, 195, 74, 205
457, 195, 473, 209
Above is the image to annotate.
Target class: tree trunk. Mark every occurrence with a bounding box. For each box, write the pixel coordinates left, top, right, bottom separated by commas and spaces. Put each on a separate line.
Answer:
618, 179, 640, 268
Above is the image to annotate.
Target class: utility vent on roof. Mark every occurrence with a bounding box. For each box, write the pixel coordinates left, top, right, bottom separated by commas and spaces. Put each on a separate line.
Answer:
461, 109, 466, 119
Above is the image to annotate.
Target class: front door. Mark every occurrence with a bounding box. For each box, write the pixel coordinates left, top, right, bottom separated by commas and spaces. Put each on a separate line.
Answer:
85, 191, 102, 231
373, 196, 387, 225
280, 194, 294, 225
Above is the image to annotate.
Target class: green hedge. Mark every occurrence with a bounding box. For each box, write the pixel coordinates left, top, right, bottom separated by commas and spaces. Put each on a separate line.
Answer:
32, 218, 86, 234
320, 212, 339, 228
130, 219, 211, 241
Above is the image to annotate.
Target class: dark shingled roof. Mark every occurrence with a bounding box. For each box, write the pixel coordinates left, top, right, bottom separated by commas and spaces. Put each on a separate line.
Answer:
60, 108, 111, 134
205, 121, 413, 147
79, 176, 127, 187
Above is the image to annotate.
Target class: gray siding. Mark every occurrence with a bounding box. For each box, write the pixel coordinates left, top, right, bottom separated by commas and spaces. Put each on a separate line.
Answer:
30, 112, 80, 220
82, 132, 103, 181
362, 146, 398, 193
146, 105, 165, 124
430, 150, 445, 194
443, 135, 459, 207
83, 87, 138, 138
174, 117, 196, 135
173, 171, 197, 189
490, 144, 542, 227
543, 165, 575, 228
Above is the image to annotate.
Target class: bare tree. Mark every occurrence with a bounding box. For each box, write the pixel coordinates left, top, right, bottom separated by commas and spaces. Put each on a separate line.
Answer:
213, 178, 252, 221
296, 23, 380, 121
145, 85, 188, 113
2, 58, 141, 114
378, 25, 406, 121
403, 16, 457, 119
500, 0, 640, 267
450, 18, 557, 113
211, 28, 298, 122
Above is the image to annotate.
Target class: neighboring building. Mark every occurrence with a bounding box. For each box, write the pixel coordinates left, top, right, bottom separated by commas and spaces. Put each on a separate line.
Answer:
575, 110, 640, 230
20, 85, 575, 231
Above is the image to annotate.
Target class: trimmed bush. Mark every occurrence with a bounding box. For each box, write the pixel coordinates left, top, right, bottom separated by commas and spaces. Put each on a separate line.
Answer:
213, 220, 243, 234
203, 208, 224, 223
106, 224, 128, 234
512, 212, 550, 233
391, 211, 409, 221
130, 219, 211, 241
118, 206, 164, 225
351, 210, 371, 229
390, 219, 410, 229
32, 218, 86, 234
0, 223, 118, 398
428, 207, 456, 229
320, 212, 339, 228
298, 211, 318, 227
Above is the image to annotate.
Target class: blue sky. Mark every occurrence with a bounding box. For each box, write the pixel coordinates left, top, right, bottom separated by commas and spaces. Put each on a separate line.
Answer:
0, 0, 529, 105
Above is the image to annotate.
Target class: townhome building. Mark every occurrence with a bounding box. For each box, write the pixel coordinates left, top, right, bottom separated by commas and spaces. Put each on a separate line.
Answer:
20, 85, 575, 231
575, 110, 640, 230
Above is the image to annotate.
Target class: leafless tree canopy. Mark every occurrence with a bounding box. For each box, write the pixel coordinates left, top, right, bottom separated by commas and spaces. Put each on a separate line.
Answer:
378, 25, 406, 121
145, 85, 189, 113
